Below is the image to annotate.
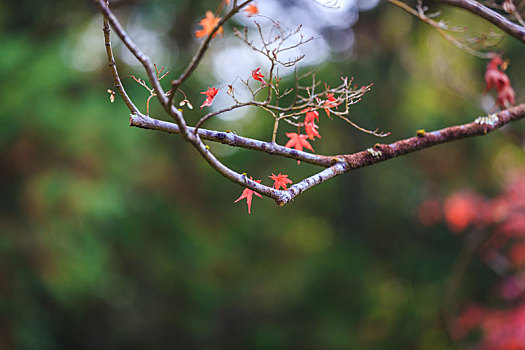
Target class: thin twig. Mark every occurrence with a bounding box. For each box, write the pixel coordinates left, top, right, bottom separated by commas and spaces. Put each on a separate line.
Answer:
95, 0, 169, 106
388, 0, 498, 58
101, 0, 138, 114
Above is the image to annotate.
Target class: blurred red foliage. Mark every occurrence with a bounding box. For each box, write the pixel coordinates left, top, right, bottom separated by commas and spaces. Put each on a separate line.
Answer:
419, 169, 525, 348
443, 191, 481, 232
453, 302, 525, 349
485, 55, 516, 108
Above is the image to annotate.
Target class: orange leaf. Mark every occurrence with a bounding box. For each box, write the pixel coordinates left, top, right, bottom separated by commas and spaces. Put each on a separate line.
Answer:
195, 11, 223, 38
244, 4, 258, 16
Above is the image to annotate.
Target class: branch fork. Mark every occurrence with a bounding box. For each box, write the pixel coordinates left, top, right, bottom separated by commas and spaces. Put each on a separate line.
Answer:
96, 0, 525, 208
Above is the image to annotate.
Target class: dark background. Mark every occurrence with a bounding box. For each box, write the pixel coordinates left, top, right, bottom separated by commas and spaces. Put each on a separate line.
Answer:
0, 0, 524, 349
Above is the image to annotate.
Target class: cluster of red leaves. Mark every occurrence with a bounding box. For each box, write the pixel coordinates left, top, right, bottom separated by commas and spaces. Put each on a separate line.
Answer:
419, 170, 525, 348
419, 172, 525, 238
304, 108, 320, 139
234, 173, 293, 214
284, 95, 339, 163
485, 55, 516, 109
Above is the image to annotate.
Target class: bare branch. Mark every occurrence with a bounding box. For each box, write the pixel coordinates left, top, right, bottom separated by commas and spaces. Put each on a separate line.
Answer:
233, 20, 315, 67
194, 102, 255, 133
388, 0, 501, 57
338, 104, 525, 172
336, 114, 391, 137
437, 0, 525, 43
130, 113, 334, 167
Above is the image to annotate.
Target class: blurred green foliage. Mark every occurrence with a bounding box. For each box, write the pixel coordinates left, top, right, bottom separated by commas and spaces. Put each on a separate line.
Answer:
0, 0, 524, 349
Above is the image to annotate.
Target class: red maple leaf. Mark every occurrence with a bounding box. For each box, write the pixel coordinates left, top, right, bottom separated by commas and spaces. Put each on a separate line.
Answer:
200, 87, 218, 108
302, 108, 319, 124
285, 132, 314, 164
323, 93, 339, 118
285, 133, 314, 152
251, 68, 267, 85
304, 121, 321, 140
234, 178, 262, 214
269, 173, 293, 190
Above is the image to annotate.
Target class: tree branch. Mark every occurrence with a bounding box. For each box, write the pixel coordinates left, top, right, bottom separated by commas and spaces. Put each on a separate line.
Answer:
130, 113, 335, 166
338, 104, 525, 170
285, 104, 525, 205
436, 0, 525, 43
98, 0, 524, 208
132, 104, 525, 205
